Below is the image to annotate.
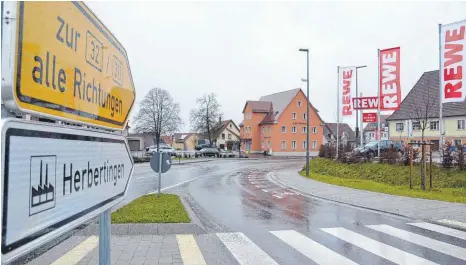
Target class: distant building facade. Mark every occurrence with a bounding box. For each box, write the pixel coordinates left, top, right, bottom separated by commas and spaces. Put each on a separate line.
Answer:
363, 115, 390, 143
386, 70, 466, 150
239, 88, 324, 156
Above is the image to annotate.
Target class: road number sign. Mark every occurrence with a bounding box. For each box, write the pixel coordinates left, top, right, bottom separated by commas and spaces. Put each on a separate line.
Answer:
1, 119, 134, 263
150, 152, 172, 173
1, 2, 135, 130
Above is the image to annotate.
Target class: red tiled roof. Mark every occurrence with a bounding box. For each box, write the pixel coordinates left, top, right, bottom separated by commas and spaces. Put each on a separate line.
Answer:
242, 101, 272, 113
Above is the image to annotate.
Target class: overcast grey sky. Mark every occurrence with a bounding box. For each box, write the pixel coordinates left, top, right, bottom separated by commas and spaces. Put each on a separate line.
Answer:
87, 1, 466, 131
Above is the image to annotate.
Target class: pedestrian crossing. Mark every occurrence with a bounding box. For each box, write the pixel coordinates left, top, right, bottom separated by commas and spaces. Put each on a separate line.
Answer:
47, 222, 466, 265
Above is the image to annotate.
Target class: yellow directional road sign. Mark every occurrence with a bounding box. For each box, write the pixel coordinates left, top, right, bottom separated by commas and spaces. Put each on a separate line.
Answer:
2, 2, 135, 129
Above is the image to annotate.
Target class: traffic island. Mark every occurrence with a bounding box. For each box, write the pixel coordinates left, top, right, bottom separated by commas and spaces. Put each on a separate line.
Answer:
112, 194, 191, 223
299, 158, 466, 204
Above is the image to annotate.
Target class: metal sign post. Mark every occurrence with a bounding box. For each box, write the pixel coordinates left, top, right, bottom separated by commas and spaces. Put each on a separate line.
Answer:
99, 209, 111, 265
158, 151, 163, 197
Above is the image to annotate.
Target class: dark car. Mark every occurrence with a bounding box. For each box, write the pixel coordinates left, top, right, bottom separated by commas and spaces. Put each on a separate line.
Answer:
195, 139, 212, 151
360, 140, 404, 158
200, 148, 220, 157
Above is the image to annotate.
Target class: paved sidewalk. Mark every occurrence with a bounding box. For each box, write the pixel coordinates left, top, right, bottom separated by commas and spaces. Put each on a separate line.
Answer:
269, 168, 466, 224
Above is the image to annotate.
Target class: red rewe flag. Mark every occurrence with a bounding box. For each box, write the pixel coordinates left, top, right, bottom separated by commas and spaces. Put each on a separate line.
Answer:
440, 20, 466, 103
379, 47, 401, 110
339, 67, 355, 116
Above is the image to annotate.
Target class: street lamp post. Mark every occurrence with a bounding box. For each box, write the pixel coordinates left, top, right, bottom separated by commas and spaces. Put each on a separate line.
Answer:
355, 65, 367, 148
299, 48, 310, 176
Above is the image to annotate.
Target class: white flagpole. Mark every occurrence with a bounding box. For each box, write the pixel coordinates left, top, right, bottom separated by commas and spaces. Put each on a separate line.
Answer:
336, 66, 340, 158
360, 92, 364, 147
377, 49, 381, 158
438, 23, 444, 153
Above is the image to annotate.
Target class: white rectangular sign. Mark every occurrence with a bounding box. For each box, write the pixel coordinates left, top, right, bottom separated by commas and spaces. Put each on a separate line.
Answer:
440, 20, 466, 103
1, 119, 134, 263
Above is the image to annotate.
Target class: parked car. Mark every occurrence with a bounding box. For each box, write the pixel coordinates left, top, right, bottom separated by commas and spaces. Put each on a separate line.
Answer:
359, 140, 404, 158
200, 148, 220, 157
195, 139, 212, 151
145, 145, 176, 156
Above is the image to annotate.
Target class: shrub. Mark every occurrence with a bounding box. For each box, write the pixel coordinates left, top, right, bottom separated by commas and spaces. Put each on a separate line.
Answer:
442, 141, 454, 168
318, 145, 325, 157
380, 145, 398, 164
454, 144, 465, 170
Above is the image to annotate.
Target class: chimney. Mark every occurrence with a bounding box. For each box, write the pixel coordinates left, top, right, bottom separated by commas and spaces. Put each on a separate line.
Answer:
219, 116, 222, 124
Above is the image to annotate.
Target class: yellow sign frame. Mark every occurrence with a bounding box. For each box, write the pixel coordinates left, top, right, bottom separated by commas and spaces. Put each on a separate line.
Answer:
1, 1, 135, 130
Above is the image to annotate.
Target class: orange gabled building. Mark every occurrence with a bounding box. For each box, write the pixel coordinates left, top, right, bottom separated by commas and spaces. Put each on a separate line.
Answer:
239, 88, 324, 156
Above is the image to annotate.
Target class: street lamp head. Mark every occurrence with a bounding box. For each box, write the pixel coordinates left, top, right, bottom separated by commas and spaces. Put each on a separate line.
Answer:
356, 65, 367, 69
299, 48, 308, 52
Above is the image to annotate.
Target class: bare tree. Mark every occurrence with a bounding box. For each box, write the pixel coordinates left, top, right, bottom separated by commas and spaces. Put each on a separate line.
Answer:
132, 88, 183, 152
410, 88, 437, 190
190, 93, 222, 144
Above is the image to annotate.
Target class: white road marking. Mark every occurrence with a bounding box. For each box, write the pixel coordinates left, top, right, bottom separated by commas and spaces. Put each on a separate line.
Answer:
368, 224, 466, 261
51, 236, 98, 265
271, 230, 358, 265
147, 177, 199, 194
322, 227, 439, 265
409, 222, 466, 241
262, 189, 269, 193
176, 234, 207, 265
216, 232, 279, 265
272, 194, 283, 199
438, 219, 466, 230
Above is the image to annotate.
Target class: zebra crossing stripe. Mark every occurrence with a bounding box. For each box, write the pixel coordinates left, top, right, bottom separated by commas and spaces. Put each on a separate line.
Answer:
271, 230, 359, 265
176, 234, 207, 265
367, 224, 466, 261
408, 222, 466, 241
321, 227, 439, 265
216, 232, 279, 265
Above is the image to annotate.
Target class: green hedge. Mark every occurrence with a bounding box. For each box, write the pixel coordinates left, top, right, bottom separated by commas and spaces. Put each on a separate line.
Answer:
307, 158, 466, 189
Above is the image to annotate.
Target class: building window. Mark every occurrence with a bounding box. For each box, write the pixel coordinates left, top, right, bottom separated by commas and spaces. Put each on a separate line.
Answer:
298, 100, 302, 107
291, 140, 297, 149
221, 133, 225, 139
261, 141, 264, 148
430, 121, 439, 131
458, 120, 466, 130
303, 113, 307, 120
396, 122, 404, 132
454, 139, 462, 146
302, 127, 307, 133
302, 140, 307, 149
268, 126, 271, 134
312, 127, 317, 134
292, 113, 297, 120
281, 141, 286, 149
267, 140, 271, 149
292, 126, 297, 133
228, 134, 232, 140
230, 124, 232, 128
281, 126, 286, 133
262, 127, 265, 134
312, 141, 317, 149
412, 121, 421, 131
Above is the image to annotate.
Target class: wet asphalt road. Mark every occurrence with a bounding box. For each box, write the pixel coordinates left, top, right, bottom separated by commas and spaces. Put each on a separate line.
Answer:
14, 158, 466, 265
182, 159, 466, 265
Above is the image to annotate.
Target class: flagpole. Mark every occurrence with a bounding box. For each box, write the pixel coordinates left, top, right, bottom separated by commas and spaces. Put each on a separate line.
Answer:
377, 49, 381, 158
360, 92, 364, 147
438, 23, 444, 153
336, 66, 340, 159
